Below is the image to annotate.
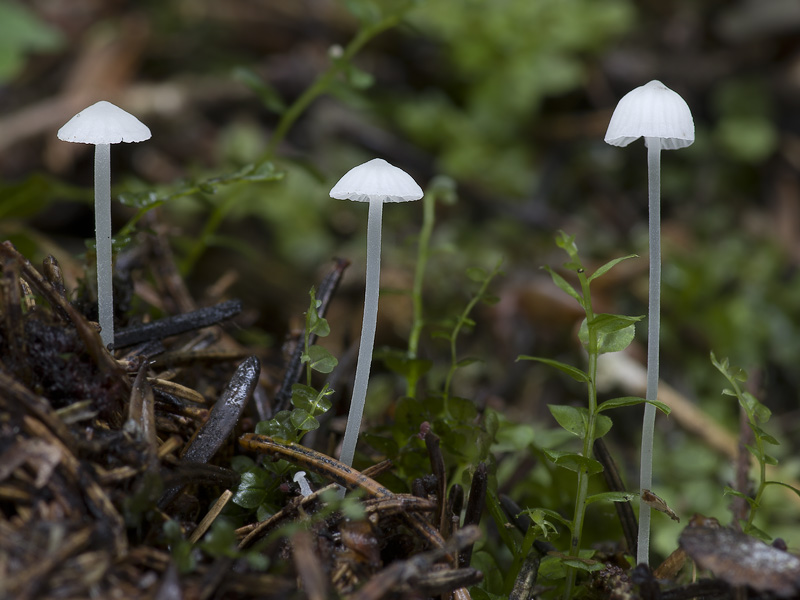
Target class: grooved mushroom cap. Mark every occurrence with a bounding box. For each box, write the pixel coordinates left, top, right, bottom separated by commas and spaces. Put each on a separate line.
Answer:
330, 158, 423, 203
57, 100, 151, 145
604, 80, 694, 150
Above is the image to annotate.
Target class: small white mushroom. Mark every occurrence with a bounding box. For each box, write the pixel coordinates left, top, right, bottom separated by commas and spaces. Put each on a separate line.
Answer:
58, 101, 151, 349
293, 470, 314, 497
330, 158, 423, 469
604, 80, 694, 566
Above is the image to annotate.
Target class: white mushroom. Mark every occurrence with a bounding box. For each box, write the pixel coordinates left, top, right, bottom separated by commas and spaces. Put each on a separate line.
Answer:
605, 80, 694, 566
293, 470, 314, 497
330, 158, 423, 469
58, 101, 151, 349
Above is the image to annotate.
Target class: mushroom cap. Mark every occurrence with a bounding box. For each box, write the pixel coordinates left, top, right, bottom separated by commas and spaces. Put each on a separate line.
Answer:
604, 80, 694, 150
330, 158, 423, 203
57, 100, 152, 145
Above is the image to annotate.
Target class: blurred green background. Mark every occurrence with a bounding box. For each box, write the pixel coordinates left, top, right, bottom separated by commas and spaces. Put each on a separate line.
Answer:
1, 0, 799, 561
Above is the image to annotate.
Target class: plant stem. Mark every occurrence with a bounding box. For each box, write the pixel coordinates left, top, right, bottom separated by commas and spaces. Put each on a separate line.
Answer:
637, 139, 662, 566
94, 143, 113, 349
180, 12, 403, 277
442, 262, 501, 413
339, 200, 383, 469
563, 270, 599, 600
405, 191, 436, 398
408, 191, 435, 361
745, 410, 767, 531
264, 14, 402, 159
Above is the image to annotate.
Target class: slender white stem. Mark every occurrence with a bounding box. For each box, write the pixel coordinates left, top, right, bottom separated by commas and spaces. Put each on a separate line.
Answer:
339, 199, 383, 469
94, 143, 114, 349
637, 139, 661, 566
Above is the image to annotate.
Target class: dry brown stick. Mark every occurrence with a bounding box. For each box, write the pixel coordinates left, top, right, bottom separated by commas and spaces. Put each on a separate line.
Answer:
23, 416, 127, 557
346, 526, 482, 600
424, 431, 448, 537
0, 242, 130, 389
460, 462, 487, 569
4, 526, 93, 600
238, 434, 447, 553
236, 460, 393, 548
129, 362, 158, 464
291, 528, 328, 600
593, 438, 637, 557
159, 357, 260, 510
0, 366, 77, 449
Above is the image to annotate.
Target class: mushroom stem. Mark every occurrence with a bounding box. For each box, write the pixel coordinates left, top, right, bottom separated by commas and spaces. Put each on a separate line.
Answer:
339, 198, 383, 469
637, 138, 662, 566
94, 143, 114, 349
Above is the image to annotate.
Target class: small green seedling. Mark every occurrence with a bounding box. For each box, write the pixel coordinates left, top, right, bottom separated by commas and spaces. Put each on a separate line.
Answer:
711, 352, 800, 539
232, 287, 337, 518
519, 232, 670, 598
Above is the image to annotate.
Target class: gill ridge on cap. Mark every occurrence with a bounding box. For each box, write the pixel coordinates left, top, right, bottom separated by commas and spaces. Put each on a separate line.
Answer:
604, 80, 694, 150
329, 158, 424, 203
57, 100, 152, 145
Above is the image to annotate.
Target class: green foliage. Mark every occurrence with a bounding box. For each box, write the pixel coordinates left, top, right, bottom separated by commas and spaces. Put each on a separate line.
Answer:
232, 287, 337, 516
0, 1, 63, 82
118, 161, 285, 272
517, 232, 668, 598
439, 260, 504, 407
395, 0, 634, 195
162, 517, 269, 574
711, 353, 800, 538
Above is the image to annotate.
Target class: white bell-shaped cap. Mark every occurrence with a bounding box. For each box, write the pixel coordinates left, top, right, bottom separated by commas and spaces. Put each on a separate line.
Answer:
330, 158, 423, 203
58, 100, 151, 145
604, 80, 694, 150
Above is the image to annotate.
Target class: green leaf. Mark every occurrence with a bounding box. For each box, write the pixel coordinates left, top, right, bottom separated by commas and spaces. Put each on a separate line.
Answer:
585, 491, 638, 505
481, 294, 501, 306
290, 384, 316, 412
555, 231, 579, 258
587, 254, 638, 283
118, 190, 162, 209
548, 405, 588, 438
256, 410, 295, 440
199, 519, 238, 557
519, 507, 572, 531
542, 449, 603, 476
517, 356, 590, 383
230, 455, 255, 473
548, 405, 612, 439
763, 480, 800, 498
306, 345, 338, 373
743, 521, 772, 542
543, 266, 582, 304
0, 2, 64, 82
466, 267, 488, 282
360, 432, 398, 456
596, 396, 671, 416
290, 409, 320, 431
232, 67, 287, 114
594, 414, 613, 439
722, 486, 757, 507
449, 396, 478, 421
753, 426, 779, 446
231, 161, 284, 183
382, 355, 433, 381
561, 556, 603, 573
470, 589, 508, 600
579, 313, 643, 354
232, 471, 269, 509
455, 357, 480, 368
